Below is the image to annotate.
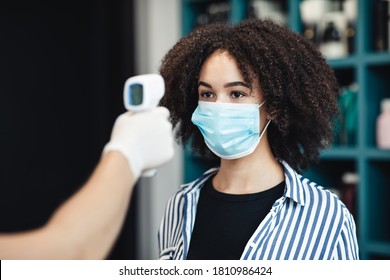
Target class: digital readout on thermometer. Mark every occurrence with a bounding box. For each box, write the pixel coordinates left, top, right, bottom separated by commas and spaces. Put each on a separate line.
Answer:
128, 83, 143, 106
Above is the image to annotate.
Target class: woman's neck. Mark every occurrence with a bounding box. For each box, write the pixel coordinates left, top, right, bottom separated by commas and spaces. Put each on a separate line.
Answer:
212, 140, 285, 194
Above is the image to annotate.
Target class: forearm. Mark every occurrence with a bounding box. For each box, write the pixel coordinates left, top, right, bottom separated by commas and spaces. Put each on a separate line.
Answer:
0, 151, 136, 259
46, 151, 135, 259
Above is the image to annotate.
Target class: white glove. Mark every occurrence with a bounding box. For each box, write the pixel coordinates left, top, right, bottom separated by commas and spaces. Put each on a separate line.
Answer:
103, 107, 174, 179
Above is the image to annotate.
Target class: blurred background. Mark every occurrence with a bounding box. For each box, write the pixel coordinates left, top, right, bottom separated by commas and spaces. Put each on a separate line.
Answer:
0, 0, 389, 260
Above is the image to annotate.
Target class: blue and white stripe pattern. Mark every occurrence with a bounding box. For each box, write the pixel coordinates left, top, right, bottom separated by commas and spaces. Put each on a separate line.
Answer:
158, 161, 359, 260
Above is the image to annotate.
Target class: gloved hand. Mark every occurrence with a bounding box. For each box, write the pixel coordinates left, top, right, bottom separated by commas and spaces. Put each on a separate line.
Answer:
103, 107, 174, 179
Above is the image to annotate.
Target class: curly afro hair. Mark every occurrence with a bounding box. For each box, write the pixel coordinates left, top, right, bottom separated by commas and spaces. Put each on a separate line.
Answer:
159, 19, 339, 172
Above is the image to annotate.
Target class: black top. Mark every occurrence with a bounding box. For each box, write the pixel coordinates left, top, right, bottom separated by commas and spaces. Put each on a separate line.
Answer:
186, 177, 285, 260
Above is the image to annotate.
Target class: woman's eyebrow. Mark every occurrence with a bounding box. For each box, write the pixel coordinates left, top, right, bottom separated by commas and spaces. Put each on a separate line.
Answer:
198, 81, 212, 88
224, 81, 250, 88
198, 81, 250, 88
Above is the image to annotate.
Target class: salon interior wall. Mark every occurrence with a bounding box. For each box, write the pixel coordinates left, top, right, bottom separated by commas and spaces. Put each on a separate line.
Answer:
134, 0, 183, 259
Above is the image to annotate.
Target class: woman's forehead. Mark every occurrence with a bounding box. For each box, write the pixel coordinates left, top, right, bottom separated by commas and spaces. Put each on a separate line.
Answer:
199, 51, 262, 94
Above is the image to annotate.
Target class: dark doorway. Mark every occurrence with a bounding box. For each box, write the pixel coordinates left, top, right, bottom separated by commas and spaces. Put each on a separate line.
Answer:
0, 0, 137, 259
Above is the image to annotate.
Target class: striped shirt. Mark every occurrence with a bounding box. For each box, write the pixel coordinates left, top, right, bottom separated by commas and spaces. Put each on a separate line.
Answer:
158, 161, 359, 260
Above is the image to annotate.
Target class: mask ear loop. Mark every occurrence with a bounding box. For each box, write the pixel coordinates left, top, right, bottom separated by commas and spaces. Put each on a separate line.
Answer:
258, 100, 266, 108
258, 100, 270, 139
259, 119, 271, 139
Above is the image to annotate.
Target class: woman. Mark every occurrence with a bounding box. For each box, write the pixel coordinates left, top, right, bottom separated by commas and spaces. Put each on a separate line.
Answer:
158, 19, 359, 260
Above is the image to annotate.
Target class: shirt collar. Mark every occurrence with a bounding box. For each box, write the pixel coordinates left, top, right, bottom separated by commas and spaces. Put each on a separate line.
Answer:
280, 160, 306, 206
183, 161, 306, 206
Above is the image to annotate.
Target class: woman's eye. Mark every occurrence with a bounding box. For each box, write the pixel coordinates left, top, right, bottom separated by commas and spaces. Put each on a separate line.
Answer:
200, 92, 214, 99
231, 91, 245, 99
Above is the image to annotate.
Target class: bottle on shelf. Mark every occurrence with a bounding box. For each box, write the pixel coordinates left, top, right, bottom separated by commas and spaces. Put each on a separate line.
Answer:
341, 172, 358, 215
195, 3, 230, 27
300, 0, 332, 45
334, 83, 358, 146
249, 0, 287, 26
376, 98, 390, 149
343, 0, 357, 54
374, 0, 390, 51
319, 11, 348, 59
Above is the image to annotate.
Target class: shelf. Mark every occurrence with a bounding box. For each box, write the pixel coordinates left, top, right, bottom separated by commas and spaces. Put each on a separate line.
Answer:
366, 241, 390, 258
327, 56, 358, 69
321, 147, 390, 160
321, 147, 359, 160
327, 53, 390, 68
364, 53, 390, 66
365, 148, 390, 160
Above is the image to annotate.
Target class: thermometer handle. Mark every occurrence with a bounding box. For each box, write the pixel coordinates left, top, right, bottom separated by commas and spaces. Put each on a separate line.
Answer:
123, 74, 165, 179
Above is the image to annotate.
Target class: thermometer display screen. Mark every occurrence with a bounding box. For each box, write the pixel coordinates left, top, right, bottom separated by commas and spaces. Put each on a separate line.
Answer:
129, 83, 143, 105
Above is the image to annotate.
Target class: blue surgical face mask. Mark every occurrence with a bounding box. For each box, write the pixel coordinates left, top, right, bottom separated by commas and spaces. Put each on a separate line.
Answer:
191, 101, 270, 160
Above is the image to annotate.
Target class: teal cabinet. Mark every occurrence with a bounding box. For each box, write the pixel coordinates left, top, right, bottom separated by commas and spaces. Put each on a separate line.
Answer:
181, 0, 390, 259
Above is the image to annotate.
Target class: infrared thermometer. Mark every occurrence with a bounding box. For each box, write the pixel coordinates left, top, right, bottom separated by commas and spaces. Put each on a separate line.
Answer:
123, 74, 165, 177
124, 74, 165, 112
